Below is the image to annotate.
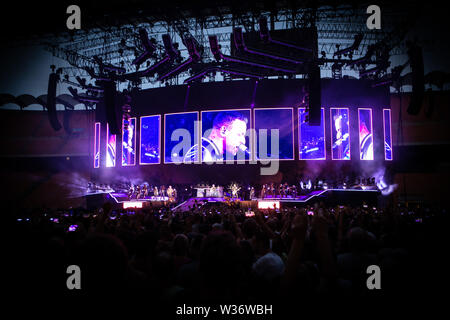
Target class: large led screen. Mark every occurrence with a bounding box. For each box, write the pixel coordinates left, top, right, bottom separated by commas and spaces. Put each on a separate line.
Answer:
200, 109, 251, 162
164, 112, 199, 164
254, 108, 294, 160
383, 109, 393, 160
330, 108, 350, 160
358, 108, 374, 160
94, 122, 100, 168
299, 108, 326, 160
106, 123, 116, 167
140, 115, 161, 164
122, 117, 136, 166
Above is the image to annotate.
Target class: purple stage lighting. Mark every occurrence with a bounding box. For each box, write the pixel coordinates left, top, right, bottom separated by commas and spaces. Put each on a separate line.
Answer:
299, 108, 326, 160
94, 122, 101, 168
106, 123, 116, 167
139, 115, 161, 165
383, 109, 393, 160
358, 108, 374, 160
254, 108, 295, 160
331, 108, 351, 160
122, 117, 136, 166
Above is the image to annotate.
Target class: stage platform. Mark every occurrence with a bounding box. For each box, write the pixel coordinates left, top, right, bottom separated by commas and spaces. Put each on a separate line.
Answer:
84, 191, 170, 209
84, 188, 380, 210
172, 188, 381, 212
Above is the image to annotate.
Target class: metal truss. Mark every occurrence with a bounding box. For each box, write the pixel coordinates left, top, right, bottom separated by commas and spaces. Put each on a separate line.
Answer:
38, 3, 415, 90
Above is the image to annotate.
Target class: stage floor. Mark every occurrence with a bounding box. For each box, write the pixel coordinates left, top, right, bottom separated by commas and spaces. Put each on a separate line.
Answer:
171, 188, 380, 211
85, 188, 380, 210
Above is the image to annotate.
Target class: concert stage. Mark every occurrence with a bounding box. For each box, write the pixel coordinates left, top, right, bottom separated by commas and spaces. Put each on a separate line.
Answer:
84, 191, 170, 209
172, 188, 380, 212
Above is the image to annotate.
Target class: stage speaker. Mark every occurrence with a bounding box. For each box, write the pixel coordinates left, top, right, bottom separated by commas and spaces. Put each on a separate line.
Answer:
407, 44, 424, 115
46, 72, 62, 131
103, 81, 121, 135
308, 64, 321, 125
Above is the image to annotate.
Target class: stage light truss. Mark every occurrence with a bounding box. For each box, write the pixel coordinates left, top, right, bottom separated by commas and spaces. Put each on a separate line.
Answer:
40, 4, 414, 89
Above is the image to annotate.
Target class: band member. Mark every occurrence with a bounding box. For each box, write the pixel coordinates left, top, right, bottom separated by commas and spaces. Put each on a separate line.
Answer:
291, 185, 297, 198
154, 186, 159, 197
136, 185, 141, 199
230, 184, 241, 199
249, 187, 255, 200
128, 184, 135, 199
210, 184, 217, 197
142, 184, 148, 198
184, 111, 249, 162
276, 184, 281, 198
167, 185, 174, 200
173, 187, 177, 200
160, 185, 166, 197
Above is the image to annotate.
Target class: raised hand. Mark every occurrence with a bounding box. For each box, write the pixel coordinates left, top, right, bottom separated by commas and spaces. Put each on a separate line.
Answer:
290, 213, 307, 240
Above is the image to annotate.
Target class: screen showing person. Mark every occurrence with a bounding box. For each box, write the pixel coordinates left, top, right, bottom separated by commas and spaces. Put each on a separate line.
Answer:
164, 112, 199, 164
331, 108, 350, 160
383, 109, 393, 160
122, 117, 136, 166
94, 122, 101, 168
358, 108, 374, 160
299, 108, 326, 160
140, 115, 161, 164
106, 123, 116, 167
254, 108, 294, 160
197, 109, 251, 162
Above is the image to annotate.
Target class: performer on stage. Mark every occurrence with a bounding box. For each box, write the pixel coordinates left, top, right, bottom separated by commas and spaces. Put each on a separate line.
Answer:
260, 184, 266, 199
136, 185, 141, 199
230, 183, 241, 199
142, 184, 148, 198
173, 187, 177, 200
210, 184, 217, 197
167, 185, 174, 201
183, 111, 248, 162
128, 184, 135, 199
249, 187, 255, 200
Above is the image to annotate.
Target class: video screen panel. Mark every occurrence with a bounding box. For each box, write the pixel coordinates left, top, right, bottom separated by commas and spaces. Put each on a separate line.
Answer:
383, 109, 393, 160
122, 117, 136, 166
299, 108, 326, 160
94, 122, 100, 168
164, 112, 199, 164
200, 109, 251, 162
330, 108, 350, 160
140, 115, 161, 164
358, 108, 374, 160
106, 123, 116, 167
254, 108, 294, 160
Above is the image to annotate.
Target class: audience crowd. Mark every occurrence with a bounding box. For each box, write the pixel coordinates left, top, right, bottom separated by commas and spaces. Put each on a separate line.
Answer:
12, 200, 448, 307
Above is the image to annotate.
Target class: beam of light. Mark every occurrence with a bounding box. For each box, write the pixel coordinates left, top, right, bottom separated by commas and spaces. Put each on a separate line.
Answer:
258, 201, 280, 209
123, 201, 143, 209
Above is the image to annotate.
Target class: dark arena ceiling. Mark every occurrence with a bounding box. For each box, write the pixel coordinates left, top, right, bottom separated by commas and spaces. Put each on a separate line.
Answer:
0, 0, 445, 94
2, 1, 424, 42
